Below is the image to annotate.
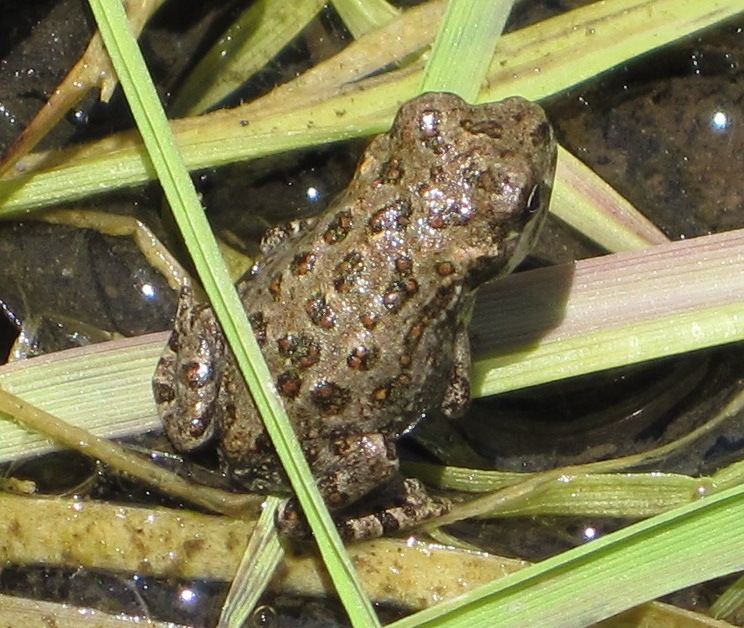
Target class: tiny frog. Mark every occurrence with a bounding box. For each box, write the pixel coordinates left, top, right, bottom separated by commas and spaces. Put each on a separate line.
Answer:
153, 92, 556, 540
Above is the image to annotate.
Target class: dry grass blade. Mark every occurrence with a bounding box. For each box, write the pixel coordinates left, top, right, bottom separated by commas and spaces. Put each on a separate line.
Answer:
0, 387, 261, 517
0, 0, 166, 177
0, 491, 528, 609
0, 593, 186, 628
0, 333, 166, 462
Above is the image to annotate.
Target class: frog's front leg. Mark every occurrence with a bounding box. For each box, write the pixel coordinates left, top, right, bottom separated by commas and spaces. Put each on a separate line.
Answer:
258, 217, 317, 257
153, 283, 225, 452
440, 321, 472, 419
277, 433, 450, 540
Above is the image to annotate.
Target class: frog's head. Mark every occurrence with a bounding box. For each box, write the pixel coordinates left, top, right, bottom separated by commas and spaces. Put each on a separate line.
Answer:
388, 92, 556, 287
455, 95, 556, 287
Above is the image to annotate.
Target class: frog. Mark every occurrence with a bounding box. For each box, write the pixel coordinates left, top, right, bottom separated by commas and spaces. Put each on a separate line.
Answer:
153, 92, 556, 540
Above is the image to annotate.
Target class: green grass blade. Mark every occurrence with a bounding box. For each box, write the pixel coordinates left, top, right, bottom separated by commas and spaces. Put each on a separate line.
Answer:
331, 0, 399, 37
411, 463, 714, 518
710, 575, 744, 623
0, 334, 164, 462
392, 484, 744, 627
481, 0, 741, 102
1, 225, 743, 462
84, 1, 379, 626
219, 497, 285, 627
2, 0, 739, 216
171, 0, 327, 116
421, 0, 513, 101
470, 228, 744, 395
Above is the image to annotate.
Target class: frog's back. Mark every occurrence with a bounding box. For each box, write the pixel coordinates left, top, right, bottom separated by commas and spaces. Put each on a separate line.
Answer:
223, 92, 555, 463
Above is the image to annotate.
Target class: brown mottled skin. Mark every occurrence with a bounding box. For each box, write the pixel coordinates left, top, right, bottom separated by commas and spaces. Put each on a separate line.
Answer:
153, 92, 556, 540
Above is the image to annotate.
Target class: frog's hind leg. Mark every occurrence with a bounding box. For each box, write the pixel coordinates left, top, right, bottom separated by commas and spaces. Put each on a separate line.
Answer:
278, 476, 450, 541
277, 432, 450, 540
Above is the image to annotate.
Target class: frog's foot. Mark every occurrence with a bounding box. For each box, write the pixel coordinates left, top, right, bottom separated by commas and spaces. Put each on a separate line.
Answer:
337, 478, 451, 541
277, 477, 450, 541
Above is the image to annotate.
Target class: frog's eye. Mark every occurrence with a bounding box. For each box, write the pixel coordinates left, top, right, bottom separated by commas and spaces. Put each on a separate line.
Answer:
526, 185, 542, 214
